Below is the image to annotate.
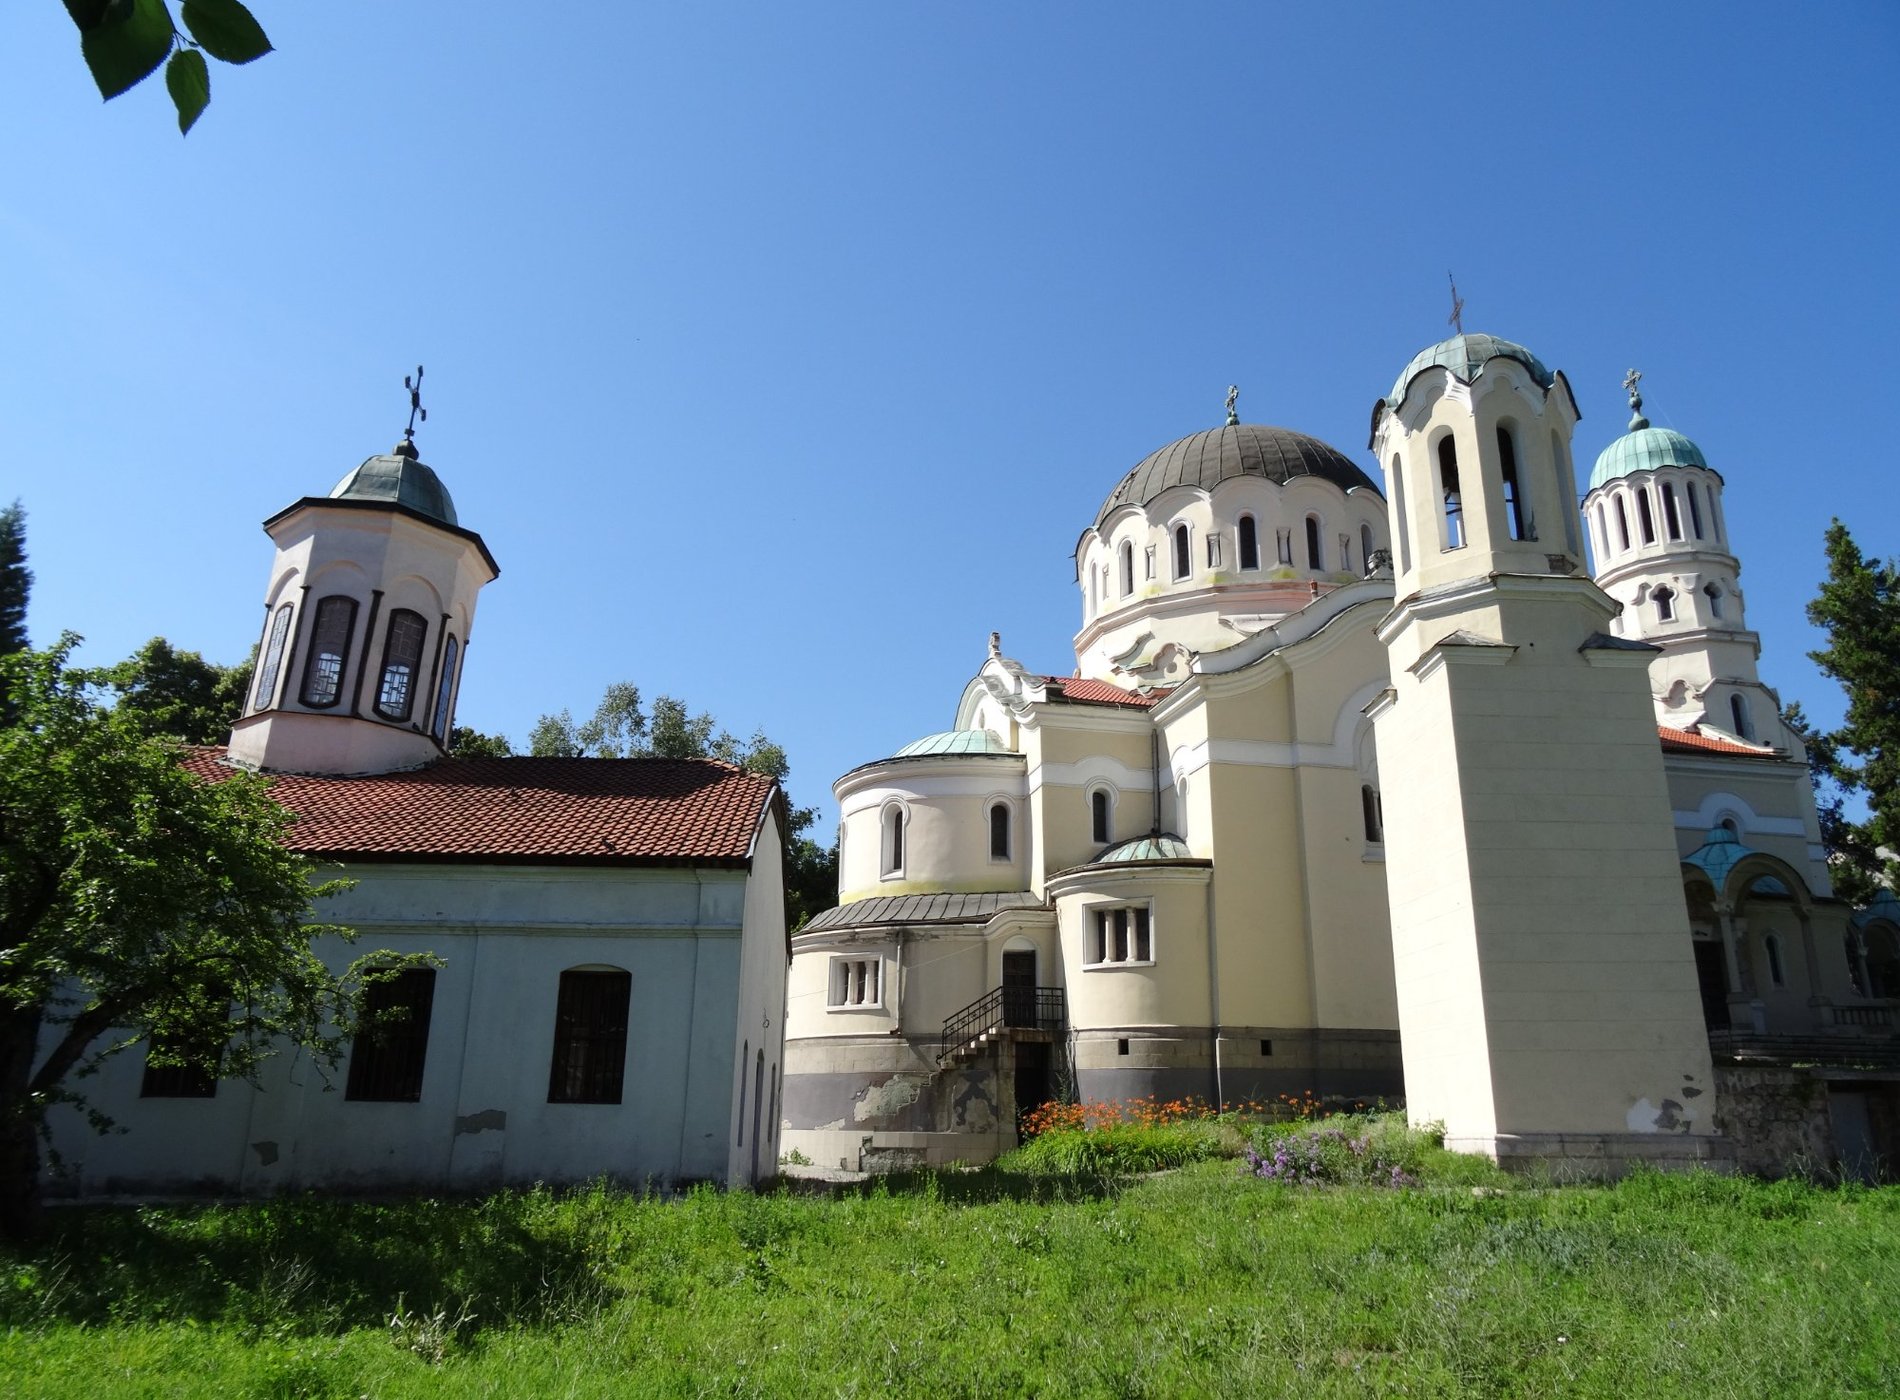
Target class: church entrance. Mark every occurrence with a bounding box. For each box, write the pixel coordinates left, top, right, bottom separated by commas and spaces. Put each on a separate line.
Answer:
1693, 938, 1729, 1031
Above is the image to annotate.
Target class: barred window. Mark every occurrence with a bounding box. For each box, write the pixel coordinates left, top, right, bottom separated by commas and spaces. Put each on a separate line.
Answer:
345, 968, 437, 1102
300, 595, 358, 708
140, 1042, 219, 1099
252, 603, 294, 712
375, 610, 429, 721
548, 969, 632, 1104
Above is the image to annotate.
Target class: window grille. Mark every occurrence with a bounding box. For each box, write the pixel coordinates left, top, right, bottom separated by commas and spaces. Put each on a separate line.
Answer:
376, 610, 429, 720
300, 596, 358, 708
548, 969, 632, 1104
346, 968, 437, 1102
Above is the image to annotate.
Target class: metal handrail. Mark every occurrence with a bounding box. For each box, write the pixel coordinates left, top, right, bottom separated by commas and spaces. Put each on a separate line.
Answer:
941, 984, 1065, 1056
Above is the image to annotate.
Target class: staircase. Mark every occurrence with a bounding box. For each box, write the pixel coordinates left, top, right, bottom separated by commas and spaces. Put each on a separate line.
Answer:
939, 984, 1064, 1067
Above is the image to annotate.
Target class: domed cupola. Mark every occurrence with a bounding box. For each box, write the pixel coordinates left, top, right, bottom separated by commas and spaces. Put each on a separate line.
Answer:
1581, 371, 1770, 741
328, 439, 462, 525
1370, 330, 1586, 598
1073, 394, 1390, 685
226, 375, 501, 777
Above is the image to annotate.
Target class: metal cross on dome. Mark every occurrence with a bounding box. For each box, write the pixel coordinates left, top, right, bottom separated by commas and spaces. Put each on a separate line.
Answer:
403, 365, 427, 444
1447, 272, 1465, 335
1225, 384, 1239, 426
1622, 366, 1644, 411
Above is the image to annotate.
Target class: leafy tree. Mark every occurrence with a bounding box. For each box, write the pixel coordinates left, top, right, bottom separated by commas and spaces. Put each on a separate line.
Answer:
449, 725, 514, 758
532, 683, 839, 929
0, 638, 408, 1240
0, 501, 27, 659
96, 636, 253, 744
1803, 521, 1900, 903
65, 0, 273, 134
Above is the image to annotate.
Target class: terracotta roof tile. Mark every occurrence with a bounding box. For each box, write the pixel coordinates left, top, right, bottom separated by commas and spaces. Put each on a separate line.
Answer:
179, 748, 776, 866
1038, 676, 1171, 708
1657, 726, 1779, 758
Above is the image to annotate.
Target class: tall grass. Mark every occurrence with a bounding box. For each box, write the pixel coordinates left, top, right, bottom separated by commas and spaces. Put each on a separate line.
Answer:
3, 1137, 1897, 1396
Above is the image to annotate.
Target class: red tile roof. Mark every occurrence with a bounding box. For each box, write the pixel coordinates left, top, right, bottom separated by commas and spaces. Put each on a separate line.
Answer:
1657, 726, 1779, 758
1038, 676, 1172, 708
179, 748, 778, 866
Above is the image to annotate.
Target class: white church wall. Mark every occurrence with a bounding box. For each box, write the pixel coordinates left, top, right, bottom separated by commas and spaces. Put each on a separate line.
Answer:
43, 861, 762, 1198
727, 810, 789, 1183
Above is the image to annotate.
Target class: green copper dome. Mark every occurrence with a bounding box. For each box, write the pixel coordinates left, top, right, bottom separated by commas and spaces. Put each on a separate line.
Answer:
1589, 421, 1710, 492
1389, 333, 1554, 409
1093, 833, 1194, 863
891, 729, 1015, 758
329, 442, 459, 526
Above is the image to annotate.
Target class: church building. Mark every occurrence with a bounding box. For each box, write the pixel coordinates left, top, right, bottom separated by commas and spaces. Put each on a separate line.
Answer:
782, 332, 1892, 1175
44, 431, 791, 1196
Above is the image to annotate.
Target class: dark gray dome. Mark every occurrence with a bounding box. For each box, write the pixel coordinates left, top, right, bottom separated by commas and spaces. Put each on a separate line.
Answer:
1095, 423, 1379, 530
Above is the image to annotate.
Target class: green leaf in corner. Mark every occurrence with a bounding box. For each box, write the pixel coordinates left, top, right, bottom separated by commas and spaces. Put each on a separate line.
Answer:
180, 0, 272, 65
166, 47, 210, 135
79, 0, 176, 100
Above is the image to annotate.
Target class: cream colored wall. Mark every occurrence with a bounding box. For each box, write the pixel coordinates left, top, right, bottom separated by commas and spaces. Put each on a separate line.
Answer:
1027, 718, 1157, 878
1382, 591, 1718, 1141
834, 757, 1028, 904
1050, 869, 1212, 1029
1072, 474, 1388, 683
229, 505, 492, 775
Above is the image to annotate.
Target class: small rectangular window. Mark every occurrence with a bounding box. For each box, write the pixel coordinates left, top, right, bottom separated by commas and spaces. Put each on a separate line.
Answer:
1117, 1037, 1130, 1056
827, 957, 882, 1008
548, 969, 632, 1104
346, 968, 437, 1102
1259, 1038, 1273, 1057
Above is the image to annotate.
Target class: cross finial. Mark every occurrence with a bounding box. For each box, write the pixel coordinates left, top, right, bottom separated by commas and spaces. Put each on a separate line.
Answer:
403, 365, 427, 444
1447, 272, 1465, 335
1622, 367, 1649, 430
1224, 384, 1239, 427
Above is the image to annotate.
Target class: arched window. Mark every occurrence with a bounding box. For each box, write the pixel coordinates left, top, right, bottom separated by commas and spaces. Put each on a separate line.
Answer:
251, 603, 293, 713
300, 595, 358, 709
1613, 495, 1632, 552
1654, 586, 1675, 623
547, 967, 632, 1104
1119, 542, 1134, 596
1730, 693, 1753, 740
1361, 785, 1384, 844
375, 609, 429, 721
1704, 583, 1724, 620
1360, 523, 1375, 573
1304, 515, 1323, 570
1686, 482, 1706, 539
431, 634, 459, 742
1661, 482, 1683, 540
1636, 488, 1657, 545
1497, 426, 1528, 540
881, 804, 906, 877
1763, 933, 1785, 988
1390, 455, 1411, 571
1090, 788, 1112, 845
1238, 515, 1260, 570
1437, 438, 1464, 550
1172, 525, 1191, 580
990, 802, 1011, 861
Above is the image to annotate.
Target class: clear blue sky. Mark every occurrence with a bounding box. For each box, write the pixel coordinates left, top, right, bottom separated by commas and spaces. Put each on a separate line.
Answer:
6, 3, 1896, 832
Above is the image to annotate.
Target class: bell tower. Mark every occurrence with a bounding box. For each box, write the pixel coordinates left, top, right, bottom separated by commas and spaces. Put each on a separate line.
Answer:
1368, 333, 1722, 1175
226, 392, 499, 777
1583, 371, 1777, 745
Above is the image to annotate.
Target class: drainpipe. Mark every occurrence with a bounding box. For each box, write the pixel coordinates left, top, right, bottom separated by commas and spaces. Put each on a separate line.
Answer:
1206, 874, 1224, 1111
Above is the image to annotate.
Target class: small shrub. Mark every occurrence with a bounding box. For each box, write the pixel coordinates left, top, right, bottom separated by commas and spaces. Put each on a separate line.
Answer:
1242, 1113, 1432, 1187
778, 1147, 812, 1167
1004, 1121, 1228, 1175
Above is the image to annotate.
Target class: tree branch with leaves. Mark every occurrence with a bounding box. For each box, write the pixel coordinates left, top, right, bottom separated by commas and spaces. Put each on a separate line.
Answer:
65, 0, 272, 134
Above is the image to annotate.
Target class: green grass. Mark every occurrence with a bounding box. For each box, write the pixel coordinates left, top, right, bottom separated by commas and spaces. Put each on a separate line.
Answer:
3, 1133, 1898, 1397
